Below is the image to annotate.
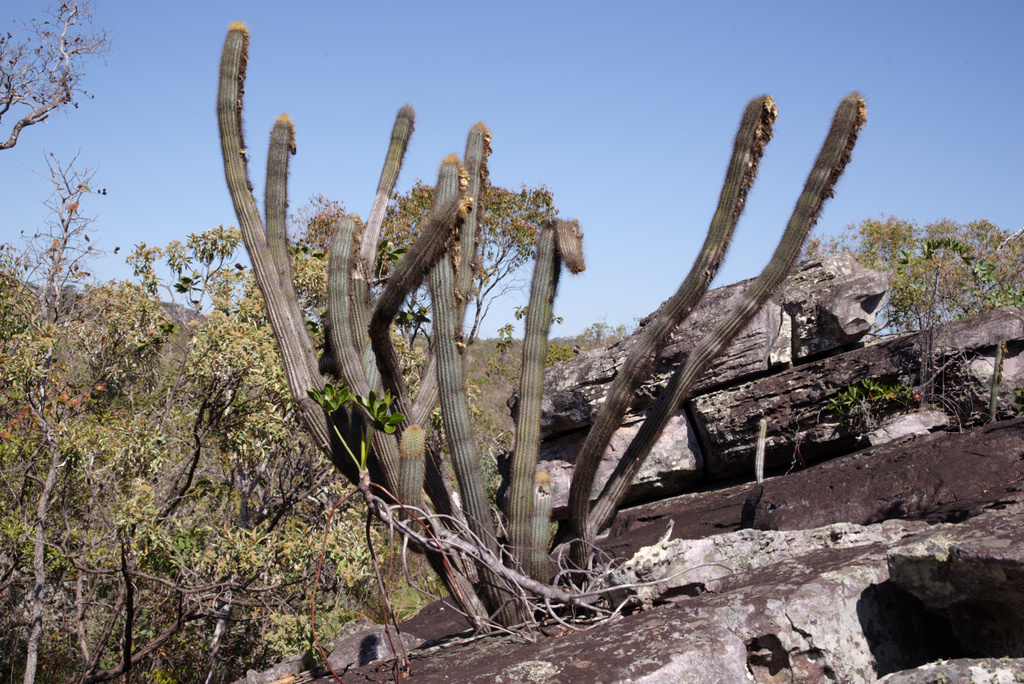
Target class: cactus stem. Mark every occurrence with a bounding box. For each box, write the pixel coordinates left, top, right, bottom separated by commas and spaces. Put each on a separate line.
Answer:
586, 93, 867, 540
567, 95, 777, 558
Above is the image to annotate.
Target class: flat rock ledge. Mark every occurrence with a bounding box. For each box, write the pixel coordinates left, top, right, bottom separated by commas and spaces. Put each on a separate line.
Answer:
304, 501, 1024, 684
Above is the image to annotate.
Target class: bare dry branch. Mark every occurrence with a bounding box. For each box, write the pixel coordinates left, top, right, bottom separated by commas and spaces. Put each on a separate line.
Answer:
0, 1, 110, 150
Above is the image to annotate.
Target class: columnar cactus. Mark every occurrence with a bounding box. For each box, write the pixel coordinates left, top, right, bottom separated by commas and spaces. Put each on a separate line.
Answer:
215, 22, 865, 628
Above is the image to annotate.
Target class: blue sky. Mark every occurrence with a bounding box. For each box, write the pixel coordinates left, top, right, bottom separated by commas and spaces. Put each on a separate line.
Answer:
4, 1, 1022, 338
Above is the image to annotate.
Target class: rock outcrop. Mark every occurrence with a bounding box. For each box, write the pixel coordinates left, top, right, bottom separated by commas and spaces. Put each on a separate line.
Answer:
249, 416, 1024, 684
320, 419, 1024, 684
693, 307, 1024, 480
320, 496, 1023, 683
244, 255, 1024, 684
529, 254, 890, 436
518, 254, 1024, 515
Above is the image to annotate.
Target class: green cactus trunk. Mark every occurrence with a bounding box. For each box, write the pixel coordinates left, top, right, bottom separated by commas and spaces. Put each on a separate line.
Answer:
508, 219, 584, 580
527, 472, 554, 582
584, 93, 867, 544
398, 425, 426, 511
508, 222, 560, 577
566, 96, 777, 555
216, 23, 329, 455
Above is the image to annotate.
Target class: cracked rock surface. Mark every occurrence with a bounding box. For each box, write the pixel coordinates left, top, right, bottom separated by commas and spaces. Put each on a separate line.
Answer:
321, 496, 1023, 683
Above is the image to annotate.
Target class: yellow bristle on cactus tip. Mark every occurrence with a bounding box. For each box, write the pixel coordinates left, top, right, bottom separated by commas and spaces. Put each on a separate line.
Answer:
275, 114, 296, 153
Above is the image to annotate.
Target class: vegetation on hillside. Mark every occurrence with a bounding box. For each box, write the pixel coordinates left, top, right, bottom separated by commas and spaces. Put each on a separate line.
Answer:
808, 216, 1024, 338
4, 159, 1017, 681
0, 153, 607, 681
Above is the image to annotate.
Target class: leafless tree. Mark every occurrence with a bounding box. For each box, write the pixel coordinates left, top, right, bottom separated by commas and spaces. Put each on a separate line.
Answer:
0, 1, 110, 151
15, 153, 102, 684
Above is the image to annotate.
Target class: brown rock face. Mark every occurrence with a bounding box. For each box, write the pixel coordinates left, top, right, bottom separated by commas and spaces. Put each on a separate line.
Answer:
258, 420, 1024, 684
516, 255, 892, 511
692, 308, 1024, 480
527, 254, 889, 438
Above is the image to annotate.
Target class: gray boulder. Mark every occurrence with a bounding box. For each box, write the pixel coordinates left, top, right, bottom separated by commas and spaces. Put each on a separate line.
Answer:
878, 658, 1024, 683
865, 410, 950, 446
887, 519, 1024, 657
531, 254, 888, 438
779, 252, 889, 362
335, 503, 1024, 683
326, 619, 425, 671
525, 409, 703, 519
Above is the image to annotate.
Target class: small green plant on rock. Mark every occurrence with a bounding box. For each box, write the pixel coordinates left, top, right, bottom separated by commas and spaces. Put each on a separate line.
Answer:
827, 378, 917, 429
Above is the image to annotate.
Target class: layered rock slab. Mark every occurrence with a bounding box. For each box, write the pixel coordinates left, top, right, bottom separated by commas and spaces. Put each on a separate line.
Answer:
529, 254, 888, 438
328, 504, 1024, 684
888, 518, 1024, 657
692, 307, 1024, 479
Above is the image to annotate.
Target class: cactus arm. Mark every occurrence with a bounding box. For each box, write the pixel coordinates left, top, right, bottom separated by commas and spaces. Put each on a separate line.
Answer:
357, 105, 415, 281
265, 114, 295, 277
409, 124, 491, 429
369, 188, 470, 421
217, 23, 330, 453
586, 92, 867, 538
265, 114, 327, 379
325, 216, 373, 394
567, 95, 777, 550
397, 425, 426, 510
427, 156, 495, 544
755, 417, 768, 483
508, 219, 584, 578
429, 156, 520, 619
455, 123, 491, 308
507, 222, 559, 571
350, 106, 416, 382
324, 215, 407, 488
526, 472, 553, 581
409, 123, 492, 532
321, 219, 391, 487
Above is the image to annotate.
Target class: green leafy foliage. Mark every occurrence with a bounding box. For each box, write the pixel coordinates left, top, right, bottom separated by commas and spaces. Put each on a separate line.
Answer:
809, 216, 1024, 337
0, 223, 425, 680
826, 378, 917, 427
307, 384, 404, 471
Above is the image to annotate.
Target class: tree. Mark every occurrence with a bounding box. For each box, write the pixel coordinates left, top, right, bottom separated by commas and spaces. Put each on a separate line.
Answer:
0, 1, 110, 151
571, 319, 635, 351
293, 183, 558, 346
1, 220, 411, 680
384, 181, 557, 344
291, 193, 350, 255
808, 216, 1024, 337
0, 154, 103, 684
